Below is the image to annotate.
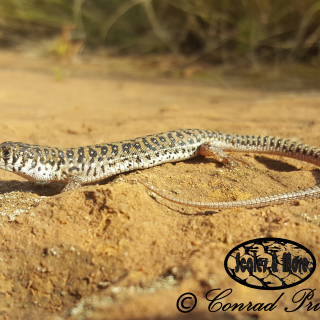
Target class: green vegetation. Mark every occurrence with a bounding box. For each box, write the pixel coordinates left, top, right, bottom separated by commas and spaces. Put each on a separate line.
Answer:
0, 0, 320, 66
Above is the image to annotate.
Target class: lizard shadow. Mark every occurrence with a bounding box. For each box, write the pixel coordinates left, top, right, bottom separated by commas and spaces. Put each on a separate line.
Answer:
253, 155, 299, 172
254, 155, 320, 182
0, 180, 65, 196
142, 155, 320, 216
0, 176, 119, 197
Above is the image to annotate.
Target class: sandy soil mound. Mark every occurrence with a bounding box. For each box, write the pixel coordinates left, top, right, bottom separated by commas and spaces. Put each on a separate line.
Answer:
0, 51, 320, 319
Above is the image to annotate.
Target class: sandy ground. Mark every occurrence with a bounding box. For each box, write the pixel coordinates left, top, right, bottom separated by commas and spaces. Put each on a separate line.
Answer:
0, 50, 320, 319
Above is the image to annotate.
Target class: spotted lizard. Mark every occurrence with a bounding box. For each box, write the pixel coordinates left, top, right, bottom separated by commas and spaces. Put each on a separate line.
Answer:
0, 129, 319, 209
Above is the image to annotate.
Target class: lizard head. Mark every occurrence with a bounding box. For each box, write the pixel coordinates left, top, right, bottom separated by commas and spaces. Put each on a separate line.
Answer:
0, 142, 19, 171
0, 142, 55, 182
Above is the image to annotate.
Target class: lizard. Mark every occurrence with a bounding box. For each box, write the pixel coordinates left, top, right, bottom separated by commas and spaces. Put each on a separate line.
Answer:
0, 129, 319, 209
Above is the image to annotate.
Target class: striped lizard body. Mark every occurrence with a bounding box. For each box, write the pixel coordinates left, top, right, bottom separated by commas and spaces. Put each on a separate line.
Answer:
1, 129, 320, 209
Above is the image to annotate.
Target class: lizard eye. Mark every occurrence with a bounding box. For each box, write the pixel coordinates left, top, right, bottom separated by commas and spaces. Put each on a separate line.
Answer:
2, 150, 11, 158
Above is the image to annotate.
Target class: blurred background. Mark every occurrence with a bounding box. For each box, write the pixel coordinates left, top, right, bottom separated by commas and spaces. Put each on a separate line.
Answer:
1, 0, 320, 87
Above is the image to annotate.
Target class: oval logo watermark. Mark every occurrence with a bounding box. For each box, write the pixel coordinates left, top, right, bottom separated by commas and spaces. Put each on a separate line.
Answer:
224, 238, 316, 290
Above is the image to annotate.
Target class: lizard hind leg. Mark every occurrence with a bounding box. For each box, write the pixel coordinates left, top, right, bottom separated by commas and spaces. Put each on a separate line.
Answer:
62, 176, 83, 192
199, 142, 239, 167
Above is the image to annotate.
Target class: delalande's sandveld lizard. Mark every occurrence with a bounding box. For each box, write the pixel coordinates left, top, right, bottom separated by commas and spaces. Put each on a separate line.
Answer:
0, 129, 319, 209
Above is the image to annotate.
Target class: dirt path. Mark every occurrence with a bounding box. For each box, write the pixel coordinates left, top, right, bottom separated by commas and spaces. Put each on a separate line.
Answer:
0, 50, 320, 319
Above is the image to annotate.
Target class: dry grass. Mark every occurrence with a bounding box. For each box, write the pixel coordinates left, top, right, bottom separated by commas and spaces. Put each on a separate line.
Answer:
0, 0, 320, 67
